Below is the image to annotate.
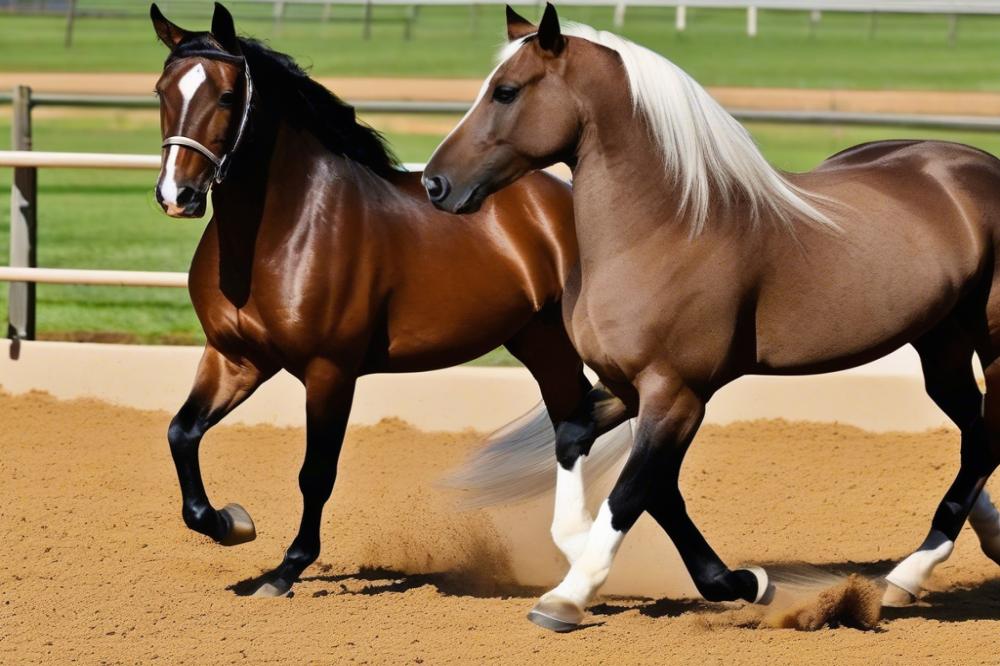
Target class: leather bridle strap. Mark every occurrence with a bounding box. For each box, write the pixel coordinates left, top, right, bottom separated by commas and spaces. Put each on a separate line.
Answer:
161, 135, 223, 169
161, 56, 254, 184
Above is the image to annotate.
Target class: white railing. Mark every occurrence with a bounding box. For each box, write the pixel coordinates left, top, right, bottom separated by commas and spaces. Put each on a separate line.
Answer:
0, 150, 425, 172
0, 267, 188, 288
49, 0, 1000, 38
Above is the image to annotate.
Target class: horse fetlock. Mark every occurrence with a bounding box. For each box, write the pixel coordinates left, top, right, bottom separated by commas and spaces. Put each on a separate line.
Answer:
695, 567, 763, 603
181, 501, 223, 538
884, 530, 954, 600
969, 490, 1000, 564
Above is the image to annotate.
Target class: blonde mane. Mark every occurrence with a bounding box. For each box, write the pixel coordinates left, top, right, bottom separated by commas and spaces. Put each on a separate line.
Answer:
499, 24, 836, 234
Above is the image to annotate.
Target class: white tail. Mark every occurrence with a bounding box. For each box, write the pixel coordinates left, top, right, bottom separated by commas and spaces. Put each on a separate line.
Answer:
441, 401, 633, 508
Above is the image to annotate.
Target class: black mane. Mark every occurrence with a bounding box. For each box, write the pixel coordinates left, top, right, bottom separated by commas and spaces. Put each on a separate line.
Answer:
169, 33, 400, 177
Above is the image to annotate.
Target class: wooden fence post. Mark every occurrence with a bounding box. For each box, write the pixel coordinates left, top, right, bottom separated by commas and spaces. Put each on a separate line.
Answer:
64, 0, 77, 47
272, 0, 286, 33
405, 3, 418, 39
612, 0, 626, 29
362, 0, 373, 39
9, 86, 37, 342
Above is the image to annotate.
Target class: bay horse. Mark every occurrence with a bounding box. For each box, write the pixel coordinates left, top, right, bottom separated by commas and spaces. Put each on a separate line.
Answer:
424, 4, 1000, 631
149, 2, 631, 599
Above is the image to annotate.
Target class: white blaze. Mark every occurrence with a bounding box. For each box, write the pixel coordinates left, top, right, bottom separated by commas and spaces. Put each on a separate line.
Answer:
158, 63, 208, 206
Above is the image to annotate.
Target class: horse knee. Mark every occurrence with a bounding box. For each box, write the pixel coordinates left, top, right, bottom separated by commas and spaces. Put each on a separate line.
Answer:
167, 406, 206, 455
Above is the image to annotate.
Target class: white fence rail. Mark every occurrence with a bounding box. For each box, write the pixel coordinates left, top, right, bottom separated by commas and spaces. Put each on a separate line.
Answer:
0, 267, 188, 288
0, 150, 425, 171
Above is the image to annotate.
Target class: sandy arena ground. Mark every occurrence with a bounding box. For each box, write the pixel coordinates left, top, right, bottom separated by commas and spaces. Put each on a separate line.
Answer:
2, 390, 1000, 664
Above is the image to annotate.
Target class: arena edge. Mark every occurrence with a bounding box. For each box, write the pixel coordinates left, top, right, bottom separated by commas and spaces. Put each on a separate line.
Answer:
0, 339, 956, 432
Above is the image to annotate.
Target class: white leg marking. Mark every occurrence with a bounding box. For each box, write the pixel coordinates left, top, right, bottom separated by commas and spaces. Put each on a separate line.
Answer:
551, 457, 593, 565
970, 489, 1000, 562
543, 500, 624, 609
885, 530, 954, 597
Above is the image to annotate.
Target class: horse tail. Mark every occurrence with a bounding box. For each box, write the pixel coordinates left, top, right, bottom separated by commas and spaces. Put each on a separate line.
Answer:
440, 400, 634, 508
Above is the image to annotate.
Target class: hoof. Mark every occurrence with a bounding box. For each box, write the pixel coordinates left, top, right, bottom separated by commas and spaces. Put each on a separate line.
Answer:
881, 581, 917, 607
218, 503, 256, 546
737, 566, 775, 605
527, 595, 584, 633
251, 578, 292, 598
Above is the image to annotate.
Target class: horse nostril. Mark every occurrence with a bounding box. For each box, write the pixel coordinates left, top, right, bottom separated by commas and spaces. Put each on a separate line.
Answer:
175, 187, 197, 206
424, 175, 451, 203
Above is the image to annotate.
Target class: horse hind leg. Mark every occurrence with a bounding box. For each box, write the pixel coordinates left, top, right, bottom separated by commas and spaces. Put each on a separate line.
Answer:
883, 323, 1000, 605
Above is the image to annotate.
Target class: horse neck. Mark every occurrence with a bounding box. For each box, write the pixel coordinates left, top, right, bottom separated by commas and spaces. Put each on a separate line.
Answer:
207, 110, 365, 306
569, 78, 694, 270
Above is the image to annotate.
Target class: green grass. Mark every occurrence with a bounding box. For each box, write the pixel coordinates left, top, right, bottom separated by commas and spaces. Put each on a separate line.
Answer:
3, 5, 1000, 89
5, 111, 1000, 363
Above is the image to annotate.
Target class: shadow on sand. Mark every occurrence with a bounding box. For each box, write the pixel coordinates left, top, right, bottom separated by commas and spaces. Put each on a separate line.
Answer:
229, 559, 1000, 625
229, 564, 544, 600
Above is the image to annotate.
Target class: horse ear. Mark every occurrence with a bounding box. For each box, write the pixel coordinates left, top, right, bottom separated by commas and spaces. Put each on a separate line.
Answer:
537, 3, 564, 55
506, 5, 536, 41
211, 2, 241, 54
150, 3, 188, 49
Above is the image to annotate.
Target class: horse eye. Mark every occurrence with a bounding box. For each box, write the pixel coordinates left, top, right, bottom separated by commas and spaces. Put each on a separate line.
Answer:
219, 91, 236, 107
492, 85, 519, 105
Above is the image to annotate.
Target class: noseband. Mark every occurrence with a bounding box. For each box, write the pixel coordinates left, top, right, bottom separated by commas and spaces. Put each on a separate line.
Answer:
161, 52, 254, 184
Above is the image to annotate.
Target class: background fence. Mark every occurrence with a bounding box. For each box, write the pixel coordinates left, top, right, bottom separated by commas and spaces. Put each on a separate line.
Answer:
6, 84, 1000, 341
7, 0, 1000, 44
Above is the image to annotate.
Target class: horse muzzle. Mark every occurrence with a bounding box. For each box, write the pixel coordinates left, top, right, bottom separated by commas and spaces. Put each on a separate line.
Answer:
422, 173, 486, 215
156, 184, 208, 219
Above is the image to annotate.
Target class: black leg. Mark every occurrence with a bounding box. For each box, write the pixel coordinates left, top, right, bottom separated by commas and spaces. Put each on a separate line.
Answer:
251, 360, 355, 597
168, 346, 274, 544
645, 471, 759, 603
884, 330, 999, 603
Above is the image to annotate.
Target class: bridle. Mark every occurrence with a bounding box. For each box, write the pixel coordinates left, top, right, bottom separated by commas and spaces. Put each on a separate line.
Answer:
160, 51, 254, 184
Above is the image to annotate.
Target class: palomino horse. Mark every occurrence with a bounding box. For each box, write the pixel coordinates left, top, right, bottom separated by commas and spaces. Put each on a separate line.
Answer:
424, 4, 1000, 631
149, 2, 629, 598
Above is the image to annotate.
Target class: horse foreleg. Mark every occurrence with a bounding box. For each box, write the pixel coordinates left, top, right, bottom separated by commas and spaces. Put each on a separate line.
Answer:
529, 374, 728, 632
552, 383, 631, 565
251, 359, 355, 597
167, 346, 275, 545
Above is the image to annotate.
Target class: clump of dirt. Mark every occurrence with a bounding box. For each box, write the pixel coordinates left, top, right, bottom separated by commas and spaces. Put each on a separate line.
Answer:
764, 574, 882, 630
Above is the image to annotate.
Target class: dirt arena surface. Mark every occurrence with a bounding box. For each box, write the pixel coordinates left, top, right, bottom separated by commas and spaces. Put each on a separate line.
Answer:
2, 390, 1000, 664
6, 72, 1000, 116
